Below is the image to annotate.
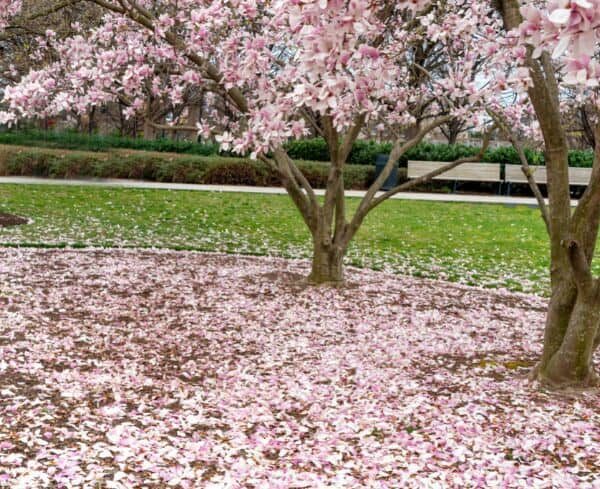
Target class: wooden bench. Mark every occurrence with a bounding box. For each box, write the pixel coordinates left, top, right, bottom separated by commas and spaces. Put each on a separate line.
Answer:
407, 160, 503, 193
505, 165, 592, 195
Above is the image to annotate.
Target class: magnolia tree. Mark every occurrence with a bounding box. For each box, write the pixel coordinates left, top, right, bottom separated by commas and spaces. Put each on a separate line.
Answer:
0, 0, 510, 284
491, 0, 600, 388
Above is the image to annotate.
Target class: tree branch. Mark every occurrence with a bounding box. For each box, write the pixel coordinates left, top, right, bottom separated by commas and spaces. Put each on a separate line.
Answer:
260, 151, 315, 230
488, 109, 550, 234
343, 115, 451, 245
272, 148, 318, 209
365, 123, 496, 213
564, 239, 593, 290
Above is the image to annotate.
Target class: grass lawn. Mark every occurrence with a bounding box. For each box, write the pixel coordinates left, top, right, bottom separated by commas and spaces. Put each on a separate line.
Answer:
0, 183, 554, 294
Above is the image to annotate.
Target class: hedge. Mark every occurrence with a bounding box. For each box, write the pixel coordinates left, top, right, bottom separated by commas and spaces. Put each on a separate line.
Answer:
0, 130, 594, 167
0, 145, 374, 190
0, 129, 220, 156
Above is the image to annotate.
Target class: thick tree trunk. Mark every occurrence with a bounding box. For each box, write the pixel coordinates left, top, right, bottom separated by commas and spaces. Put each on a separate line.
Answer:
308, 241, 345, 285
540, 290, 600, 387
496, 0, 600, 389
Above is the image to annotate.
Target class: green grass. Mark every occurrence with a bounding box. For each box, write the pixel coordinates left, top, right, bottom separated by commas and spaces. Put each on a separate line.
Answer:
0, 184, 556, 294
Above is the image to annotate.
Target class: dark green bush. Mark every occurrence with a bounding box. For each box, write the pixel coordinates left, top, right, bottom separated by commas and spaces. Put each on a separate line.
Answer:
568, 150, 594, 168
202, 161, 267, 186
0, 145, 373, 190
1, 129, 595, 168
285, 138, 330, 162
349, 140, 393, 166
0, 129, 219, 156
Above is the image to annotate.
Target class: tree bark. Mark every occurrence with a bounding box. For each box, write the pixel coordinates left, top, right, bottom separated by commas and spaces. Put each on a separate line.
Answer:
143, 118, 155, 140
309, 234, 345, 285
541, 289, 600, 387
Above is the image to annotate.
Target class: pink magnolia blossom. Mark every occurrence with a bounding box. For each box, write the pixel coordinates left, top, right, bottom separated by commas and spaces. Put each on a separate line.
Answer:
1, 1, 514, 154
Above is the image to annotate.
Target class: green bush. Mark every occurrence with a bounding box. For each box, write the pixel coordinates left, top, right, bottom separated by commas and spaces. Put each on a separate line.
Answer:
285, 138, 330, 162
568, 150, 594, 168
1, 129, 595, 168
285, 138, 557, 167
0, 145, 374, 190
0, 129, 219, 156
349, 140, 393, 166
202, 161, 269, 186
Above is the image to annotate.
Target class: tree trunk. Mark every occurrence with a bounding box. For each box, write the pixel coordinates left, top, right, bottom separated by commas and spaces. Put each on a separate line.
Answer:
308, 235, 345, 285
538, 280, 577, 368
495, 0, 600, 389
540, 288, 600, 387
143, 118, 155, 140
187, 104, 201, 139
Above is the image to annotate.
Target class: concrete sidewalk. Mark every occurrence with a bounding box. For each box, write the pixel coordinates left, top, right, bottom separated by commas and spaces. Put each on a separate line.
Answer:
0, 176, 577, 207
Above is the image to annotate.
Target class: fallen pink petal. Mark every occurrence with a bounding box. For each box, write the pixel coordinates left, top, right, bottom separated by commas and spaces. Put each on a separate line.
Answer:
1, 249, 598, 488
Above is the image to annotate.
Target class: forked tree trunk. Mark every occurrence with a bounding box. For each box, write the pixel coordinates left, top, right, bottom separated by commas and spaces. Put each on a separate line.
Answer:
266, 115, 490, 287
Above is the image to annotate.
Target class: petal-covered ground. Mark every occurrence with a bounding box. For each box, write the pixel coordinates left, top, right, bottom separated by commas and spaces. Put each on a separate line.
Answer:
0, 249, 599, 488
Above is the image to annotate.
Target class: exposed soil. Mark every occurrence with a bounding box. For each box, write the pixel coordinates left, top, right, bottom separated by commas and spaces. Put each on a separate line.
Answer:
0, 212, 28, 227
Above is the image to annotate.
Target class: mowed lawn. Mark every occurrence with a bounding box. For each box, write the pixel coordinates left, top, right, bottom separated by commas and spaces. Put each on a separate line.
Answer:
1, 184, 553, 294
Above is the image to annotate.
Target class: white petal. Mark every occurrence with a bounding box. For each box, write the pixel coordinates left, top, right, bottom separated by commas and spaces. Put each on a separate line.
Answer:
548, 8, 572, 25
552, 35, 571, 59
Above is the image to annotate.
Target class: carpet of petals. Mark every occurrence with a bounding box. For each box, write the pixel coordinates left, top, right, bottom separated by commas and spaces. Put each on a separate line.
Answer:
0, 249, 599, 488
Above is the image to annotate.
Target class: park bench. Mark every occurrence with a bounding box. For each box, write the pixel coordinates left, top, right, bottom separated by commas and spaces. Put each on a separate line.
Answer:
504, 165, 592, 195
407, 160, 503, 193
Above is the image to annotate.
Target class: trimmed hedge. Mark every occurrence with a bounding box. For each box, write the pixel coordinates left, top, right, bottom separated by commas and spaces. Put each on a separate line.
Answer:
0, 145, 374, 190
0, 129, 220, 155
0, 130, 595, 167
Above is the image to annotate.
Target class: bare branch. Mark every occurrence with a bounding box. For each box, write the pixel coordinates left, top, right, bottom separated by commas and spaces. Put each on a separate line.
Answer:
365, 123, 496, 212
488, 109, 550, 234
339, 113, 367, 164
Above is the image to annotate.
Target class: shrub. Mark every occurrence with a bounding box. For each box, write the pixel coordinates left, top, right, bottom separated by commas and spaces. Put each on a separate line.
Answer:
568, 150, 594, 168
0, 129, 219, 156
202, 161, 267, 186
285, 138, 330, 162
1, 129, 594, 168
0, 144, 374, 190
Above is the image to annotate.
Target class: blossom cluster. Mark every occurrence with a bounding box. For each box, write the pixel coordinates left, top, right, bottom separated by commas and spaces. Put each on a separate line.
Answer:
519, 1, 600, 85
0, 0, 20, 28
0, 1, 516, 155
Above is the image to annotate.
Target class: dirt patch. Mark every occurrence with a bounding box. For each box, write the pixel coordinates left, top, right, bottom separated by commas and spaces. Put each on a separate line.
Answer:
0, 212, 28, 227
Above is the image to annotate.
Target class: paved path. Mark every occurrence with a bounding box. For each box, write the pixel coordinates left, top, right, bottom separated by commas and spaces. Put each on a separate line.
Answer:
0, 176, 578, 206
